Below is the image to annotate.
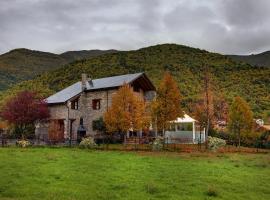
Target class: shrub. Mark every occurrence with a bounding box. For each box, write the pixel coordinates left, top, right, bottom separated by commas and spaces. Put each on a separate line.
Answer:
92, 117, 106, 132
79, 137, 97, 149
208, 136, 226, 151
152, 136, 164, 151
17, 140, 31, 148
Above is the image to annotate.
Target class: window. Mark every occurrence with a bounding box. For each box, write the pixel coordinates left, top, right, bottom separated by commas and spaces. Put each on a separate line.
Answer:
92, 99, 101, 110
71, 98, 79, 110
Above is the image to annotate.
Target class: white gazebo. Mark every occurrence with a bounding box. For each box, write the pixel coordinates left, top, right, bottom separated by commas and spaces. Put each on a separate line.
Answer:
164, 114, 205, 144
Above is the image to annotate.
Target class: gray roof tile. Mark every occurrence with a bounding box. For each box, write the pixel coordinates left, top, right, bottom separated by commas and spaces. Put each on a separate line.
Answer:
46, 72, 143, 104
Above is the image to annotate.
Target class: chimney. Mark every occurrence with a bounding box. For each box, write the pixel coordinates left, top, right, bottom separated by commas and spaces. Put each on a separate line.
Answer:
81, 73, 87, 91
89, 78, 93, 87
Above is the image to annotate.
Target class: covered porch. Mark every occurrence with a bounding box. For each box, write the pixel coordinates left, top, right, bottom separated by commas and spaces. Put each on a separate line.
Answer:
165, 114, 205, 144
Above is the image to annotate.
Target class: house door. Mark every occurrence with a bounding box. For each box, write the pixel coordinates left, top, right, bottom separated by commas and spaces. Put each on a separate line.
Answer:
48, 119, 65, 142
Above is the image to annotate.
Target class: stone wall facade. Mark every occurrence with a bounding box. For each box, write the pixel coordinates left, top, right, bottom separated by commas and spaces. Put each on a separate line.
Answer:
36, 86, 154, 142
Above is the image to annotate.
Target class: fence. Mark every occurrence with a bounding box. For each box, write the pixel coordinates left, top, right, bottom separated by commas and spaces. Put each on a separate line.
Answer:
1, 135, 269, 153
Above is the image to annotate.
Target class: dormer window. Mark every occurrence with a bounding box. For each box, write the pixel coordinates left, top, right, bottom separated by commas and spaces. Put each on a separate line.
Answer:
92, 99, 101, 110
71, 98, 79, 110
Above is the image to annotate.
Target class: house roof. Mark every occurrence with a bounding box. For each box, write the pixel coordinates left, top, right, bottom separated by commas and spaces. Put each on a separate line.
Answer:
46, 72, 154, 104
172, 114, 196, 123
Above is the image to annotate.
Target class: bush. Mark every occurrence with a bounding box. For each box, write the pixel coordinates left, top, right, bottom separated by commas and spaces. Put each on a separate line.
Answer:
208, 136, 226, 151
255, 131, 270, 149
17, 140, 31, 148
92, 117, 106, 132
79, 137, 97, 149
152, 136, 164, 151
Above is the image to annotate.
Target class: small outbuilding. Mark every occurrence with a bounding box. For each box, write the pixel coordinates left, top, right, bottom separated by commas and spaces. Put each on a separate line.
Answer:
165, 114, 206, 144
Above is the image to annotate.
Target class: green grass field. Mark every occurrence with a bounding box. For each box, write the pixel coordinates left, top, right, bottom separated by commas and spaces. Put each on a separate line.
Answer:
0, 148, 269, 200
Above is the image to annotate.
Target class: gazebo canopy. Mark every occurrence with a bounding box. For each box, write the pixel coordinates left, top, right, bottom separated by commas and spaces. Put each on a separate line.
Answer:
172, 114, 196, 123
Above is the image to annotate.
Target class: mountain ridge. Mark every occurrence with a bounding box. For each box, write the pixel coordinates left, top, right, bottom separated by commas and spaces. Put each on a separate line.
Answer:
228, 51, 270, 68
1, 43, 269, 116
0, 48, 118, 90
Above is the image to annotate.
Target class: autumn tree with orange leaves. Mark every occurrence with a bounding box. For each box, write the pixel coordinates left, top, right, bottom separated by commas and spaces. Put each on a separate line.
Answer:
104, 83, 150, 135
152, 72, 183, 135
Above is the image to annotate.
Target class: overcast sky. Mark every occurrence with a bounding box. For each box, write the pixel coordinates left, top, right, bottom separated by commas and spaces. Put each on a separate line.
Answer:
0, 0, 270, 55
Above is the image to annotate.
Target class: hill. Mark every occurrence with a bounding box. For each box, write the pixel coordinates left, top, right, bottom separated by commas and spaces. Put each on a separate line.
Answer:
1, 44, 269, 116
0, 48, 67, 90
228, 51, 270, 67
60, 49, 117, 62
0, 48, 116, 91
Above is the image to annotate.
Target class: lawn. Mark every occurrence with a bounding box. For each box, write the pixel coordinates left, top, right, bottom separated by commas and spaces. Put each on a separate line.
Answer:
0, 148, 269, 200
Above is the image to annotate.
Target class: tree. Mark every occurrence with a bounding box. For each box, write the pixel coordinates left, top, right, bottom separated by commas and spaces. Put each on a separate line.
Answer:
213, 92, 229, 123
0, 91, 49, 138
152, 72, 183, 134
104, 84, 150, 135
228, 96, 253, 147
193, 100, 208, 147
202, 66, 214, 147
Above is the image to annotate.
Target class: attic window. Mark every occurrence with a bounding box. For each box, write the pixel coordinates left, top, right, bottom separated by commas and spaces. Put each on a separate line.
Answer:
71, 98, 79, 110
92, 99, 101, 110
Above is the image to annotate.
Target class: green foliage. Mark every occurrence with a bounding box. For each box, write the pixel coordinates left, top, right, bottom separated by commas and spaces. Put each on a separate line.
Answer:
1, 44, 269, 116
255, 131, 270, 149
152, 136, 164, 151
92, 117, 106, 132
228, 51, 270, 68
11, 124, 36, 139
208, 136, 226, 151
79, 137, 97, 149
0, 48, 116, 91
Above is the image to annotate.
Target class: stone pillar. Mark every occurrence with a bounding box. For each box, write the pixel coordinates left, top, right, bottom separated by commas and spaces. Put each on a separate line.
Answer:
64, 119, 69, 140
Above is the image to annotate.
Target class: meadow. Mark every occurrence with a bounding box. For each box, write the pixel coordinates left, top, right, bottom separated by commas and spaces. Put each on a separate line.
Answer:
0, 148, 269, 200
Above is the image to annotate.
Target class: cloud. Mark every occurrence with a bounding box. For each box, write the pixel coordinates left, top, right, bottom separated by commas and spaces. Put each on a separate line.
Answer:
0, 0, 269, 54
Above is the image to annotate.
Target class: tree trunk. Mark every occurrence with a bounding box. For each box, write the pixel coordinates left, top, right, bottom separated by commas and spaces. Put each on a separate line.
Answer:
238, 128, 241, 148
19, 124, 26, 140
205, 118, 210, 149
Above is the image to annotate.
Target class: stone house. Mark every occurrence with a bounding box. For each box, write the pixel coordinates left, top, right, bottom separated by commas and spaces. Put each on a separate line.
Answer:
35, 72, 156, 143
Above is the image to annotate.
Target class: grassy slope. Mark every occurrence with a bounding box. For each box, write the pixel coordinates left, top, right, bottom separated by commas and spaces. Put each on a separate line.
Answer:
0, 148, 269, 200
1, 44, 270, 115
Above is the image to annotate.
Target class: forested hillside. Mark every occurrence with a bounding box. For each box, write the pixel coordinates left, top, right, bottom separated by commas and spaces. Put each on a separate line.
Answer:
0, 48, 116, 90
228, 51, 270, 68
60, 49, 117, 62
1, 44, 269, 116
